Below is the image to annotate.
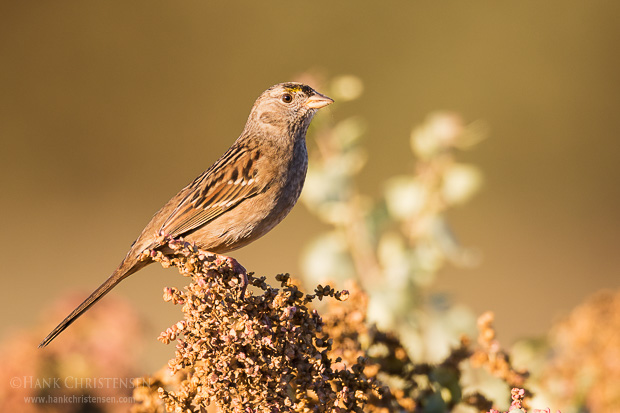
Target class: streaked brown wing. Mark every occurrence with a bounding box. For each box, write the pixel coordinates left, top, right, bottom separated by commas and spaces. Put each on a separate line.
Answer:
158, 142, 263, 239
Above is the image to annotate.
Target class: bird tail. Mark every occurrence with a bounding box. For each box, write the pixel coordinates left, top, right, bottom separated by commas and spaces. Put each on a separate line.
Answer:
38, 257, 147, 348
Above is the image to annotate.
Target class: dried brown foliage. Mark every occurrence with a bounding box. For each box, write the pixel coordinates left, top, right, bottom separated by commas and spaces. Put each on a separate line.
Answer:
542, 289, 620, 412
131, 240, 538, 413
131, 239, 381, 413
321, 282, 485, 412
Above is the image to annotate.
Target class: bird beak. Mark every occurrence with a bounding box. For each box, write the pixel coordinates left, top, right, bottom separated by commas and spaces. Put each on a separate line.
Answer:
305, 92, 334, 109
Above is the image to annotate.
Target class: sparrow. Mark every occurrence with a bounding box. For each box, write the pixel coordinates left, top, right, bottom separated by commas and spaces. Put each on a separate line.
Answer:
39, 82, 333, 348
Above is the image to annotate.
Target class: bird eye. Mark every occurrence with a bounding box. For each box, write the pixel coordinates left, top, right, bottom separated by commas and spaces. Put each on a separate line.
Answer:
281, 93, 293, 104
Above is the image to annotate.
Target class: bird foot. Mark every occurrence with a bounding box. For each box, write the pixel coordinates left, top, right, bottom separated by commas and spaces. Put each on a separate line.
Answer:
214, 255, 248, 299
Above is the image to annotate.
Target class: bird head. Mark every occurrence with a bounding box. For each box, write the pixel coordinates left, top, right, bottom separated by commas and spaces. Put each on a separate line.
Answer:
247, 83, 333, 134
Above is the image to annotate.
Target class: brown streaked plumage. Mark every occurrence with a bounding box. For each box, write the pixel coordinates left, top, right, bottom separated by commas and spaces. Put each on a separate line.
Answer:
39, 83, 333, 348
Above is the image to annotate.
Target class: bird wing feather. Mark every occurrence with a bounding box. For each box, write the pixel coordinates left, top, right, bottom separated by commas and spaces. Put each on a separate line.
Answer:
159, 142, 264, 238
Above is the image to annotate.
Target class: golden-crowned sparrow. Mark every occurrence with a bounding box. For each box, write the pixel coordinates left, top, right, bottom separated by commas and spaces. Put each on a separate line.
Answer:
39, 83, 333, 348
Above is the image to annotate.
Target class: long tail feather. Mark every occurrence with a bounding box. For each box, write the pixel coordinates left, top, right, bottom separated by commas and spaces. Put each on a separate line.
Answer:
38, 259, 146, 348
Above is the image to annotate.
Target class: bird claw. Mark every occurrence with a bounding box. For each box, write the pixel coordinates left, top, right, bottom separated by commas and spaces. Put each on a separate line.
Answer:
214, 255, 248, 299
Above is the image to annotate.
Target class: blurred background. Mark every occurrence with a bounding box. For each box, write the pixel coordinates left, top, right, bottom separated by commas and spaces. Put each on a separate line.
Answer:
1, 1, 620, 411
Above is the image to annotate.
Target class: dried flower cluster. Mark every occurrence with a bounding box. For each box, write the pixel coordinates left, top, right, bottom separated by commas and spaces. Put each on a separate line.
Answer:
319, 281, 479, 412
317, 281, 416, 411
487, 388, 523, 413
131, 240, 542, 413
541, 289, 620, 412
470, 312, 529, 389
131, 239, 381, 413
486, 388, 562, 413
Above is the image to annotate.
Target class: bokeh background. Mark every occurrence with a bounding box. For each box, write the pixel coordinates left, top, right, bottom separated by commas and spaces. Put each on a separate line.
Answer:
1, 0, 619, 386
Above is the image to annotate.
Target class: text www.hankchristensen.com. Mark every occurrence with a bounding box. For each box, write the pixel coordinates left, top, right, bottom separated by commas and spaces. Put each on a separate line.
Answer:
24, 395, 134, 405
